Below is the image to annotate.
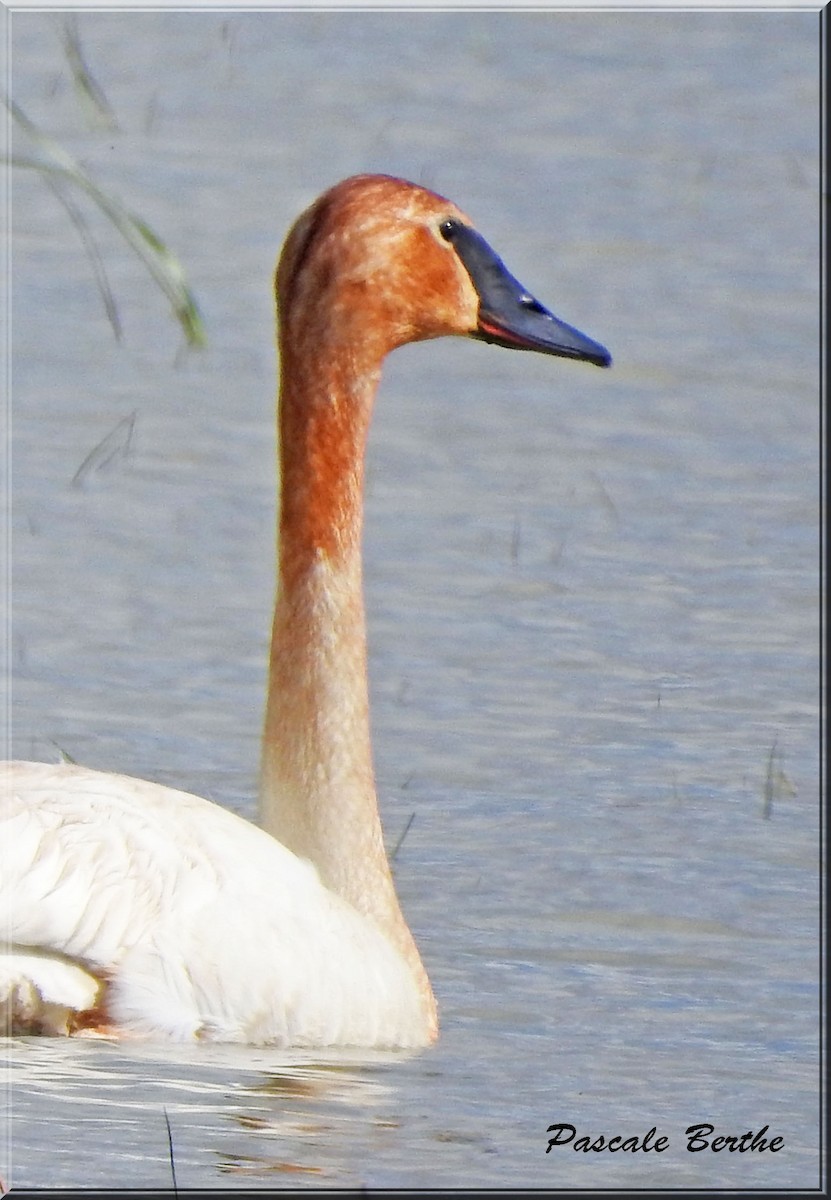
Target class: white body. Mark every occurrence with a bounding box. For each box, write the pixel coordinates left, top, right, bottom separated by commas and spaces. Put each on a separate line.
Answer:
1, 760, 426, 1045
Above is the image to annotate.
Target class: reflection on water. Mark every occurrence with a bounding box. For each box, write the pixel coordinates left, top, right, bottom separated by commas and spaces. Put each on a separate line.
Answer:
10, 1038, 420, 1186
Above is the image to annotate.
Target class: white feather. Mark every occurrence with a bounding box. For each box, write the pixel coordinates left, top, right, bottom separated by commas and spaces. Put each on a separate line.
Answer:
1, 761, 426, 1046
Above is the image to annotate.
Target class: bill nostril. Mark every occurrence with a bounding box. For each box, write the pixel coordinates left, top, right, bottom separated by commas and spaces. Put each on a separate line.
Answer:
519, 293, 546, 313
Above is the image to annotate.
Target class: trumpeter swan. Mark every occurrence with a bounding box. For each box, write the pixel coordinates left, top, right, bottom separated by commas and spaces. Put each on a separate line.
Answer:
1, 174, 610, 1046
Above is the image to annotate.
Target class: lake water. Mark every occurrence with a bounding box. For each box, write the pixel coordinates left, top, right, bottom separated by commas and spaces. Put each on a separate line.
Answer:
4, 6, 822, 1190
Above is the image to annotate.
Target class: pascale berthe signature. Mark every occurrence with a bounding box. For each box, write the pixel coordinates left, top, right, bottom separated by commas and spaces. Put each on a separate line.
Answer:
545, 1122, 784, 1155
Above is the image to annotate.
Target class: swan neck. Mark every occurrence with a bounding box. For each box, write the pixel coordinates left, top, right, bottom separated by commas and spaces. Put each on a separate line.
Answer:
258, 343, 434, 1029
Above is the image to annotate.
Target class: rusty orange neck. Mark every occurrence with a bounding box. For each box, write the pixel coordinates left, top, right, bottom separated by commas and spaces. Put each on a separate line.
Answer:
258, 333, 434, 1029
276, 340, 380, 582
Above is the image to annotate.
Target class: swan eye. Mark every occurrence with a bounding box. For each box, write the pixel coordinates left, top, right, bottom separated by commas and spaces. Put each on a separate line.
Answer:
439, 218, 459, 242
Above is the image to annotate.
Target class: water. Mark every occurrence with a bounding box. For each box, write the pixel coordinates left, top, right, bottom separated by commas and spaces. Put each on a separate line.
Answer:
5, 8, 821, 1189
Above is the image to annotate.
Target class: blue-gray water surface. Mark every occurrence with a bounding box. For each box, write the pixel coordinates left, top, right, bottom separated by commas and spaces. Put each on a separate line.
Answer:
4, 7, 821, 1190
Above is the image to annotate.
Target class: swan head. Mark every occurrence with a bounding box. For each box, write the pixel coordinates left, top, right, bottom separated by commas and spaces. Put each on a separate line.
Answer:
276, 174, 611, 369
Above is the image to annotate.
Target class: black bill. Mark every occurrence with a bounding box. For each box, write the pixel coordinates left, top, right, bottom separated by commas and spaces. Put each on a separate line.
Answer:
440, 219, 611, 369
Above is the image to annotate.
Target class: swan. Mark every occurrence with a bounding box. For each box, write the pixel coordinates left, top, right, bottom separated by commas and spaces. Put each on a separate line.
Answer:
1, 174, 610, 1047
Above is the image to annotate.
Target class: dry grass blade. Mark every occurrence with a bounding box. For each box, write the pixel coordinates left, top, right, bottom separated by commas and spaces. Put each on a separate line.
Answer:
71, 411, 137, 488
48, 742, 79, 764
7, 97, 206, 348
163, 1108, 178, 1196
391, 811, 416, 862
44, 175, 123, 341
59, 15, 119, 132
762, 739, 796, 820
763, 742, 777, 820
